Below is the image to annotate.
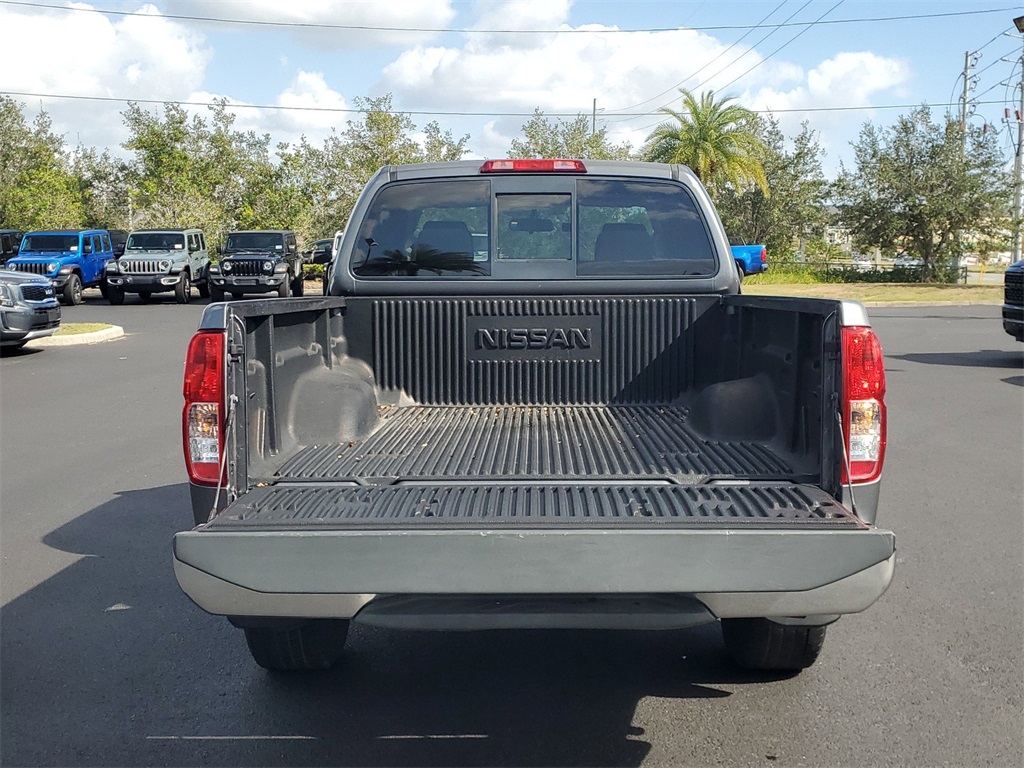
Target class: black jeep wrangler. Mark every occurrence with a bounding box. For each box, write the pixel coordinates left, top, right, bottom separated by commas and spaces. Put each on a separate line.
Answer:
208, 230, 306, 301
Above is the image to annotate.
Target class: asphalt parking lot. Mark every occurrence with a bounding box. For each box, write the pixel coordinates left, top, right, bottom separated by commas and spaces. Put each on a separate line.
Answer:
1, 297, 1021, 767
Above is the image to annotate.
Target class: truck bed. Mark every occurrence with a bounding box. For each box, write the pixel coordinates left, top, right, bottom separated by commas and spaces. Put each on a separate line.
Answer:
271, 404, 793, 483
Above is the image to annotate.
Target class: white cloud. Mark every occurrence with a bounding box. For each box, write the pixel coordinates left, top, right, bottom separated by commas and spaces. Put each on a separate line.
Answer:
380, 8, 809, 158
165, 0, 457, 48
1, 3, 209, 151
745, 52, 911, 170
187, 71, 351, 150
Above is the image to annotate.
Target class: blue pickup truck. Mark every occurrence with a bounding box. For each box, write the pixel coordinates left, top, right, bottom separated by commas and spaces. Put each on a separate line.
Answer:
731, 244, 767, 277
5, 229, 116, 304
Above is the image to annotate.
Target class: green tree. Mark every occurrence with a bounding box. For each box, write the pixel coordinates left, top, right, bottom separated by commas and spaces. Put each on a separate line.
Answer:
834, 106, 1011, 281
509, 109, 632, 160
0, 97, 84, 229
715, 117, 828, 260
275, 94, 471, 247
72, 146, 133, 229
641, 88, 767, 196
121, 100, 276, 247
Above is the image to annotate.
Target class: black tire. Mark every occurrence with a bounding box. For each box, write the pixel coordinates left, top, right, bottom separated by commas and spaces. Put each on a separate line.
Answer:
209, 285, 225, 303
277, 274, 291, 298
244, 620, 349, 672
62, 273, 83, 305
174, 271, 192, 304
99, 283, 110, 301
291, 270, 304, 297
138, 291, 152, 303
108, 286, 125, 305
721, 618, 827, 671
198, 281, 211, 299
321, 264, 332, 295
735, 260, 746, 280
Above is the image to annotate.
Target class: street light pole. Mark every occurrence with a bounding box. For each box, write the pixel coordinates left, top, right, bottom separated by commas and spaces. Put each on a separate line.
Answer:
1013, 16, 1024, 263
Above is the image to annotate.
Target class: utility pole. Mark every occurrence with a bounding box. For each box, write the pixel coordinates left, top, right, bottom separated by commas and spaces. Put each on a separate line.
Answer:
1013, 16, 1024, 263
592, 98, 597, 136
960, 50, 971, 148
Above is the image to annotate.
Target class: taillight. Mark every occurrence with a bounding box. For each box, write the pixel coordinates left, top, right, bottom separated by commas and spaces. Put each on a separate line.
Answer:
479, 159, 587, 173
182, 331, 225, 486
760, 247, 767, 263
841, 326, 886, 484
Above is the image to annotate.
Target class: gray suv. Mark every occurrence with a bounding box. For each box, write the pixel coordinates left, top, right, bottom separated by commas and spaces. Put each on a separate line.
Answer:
0, 271, 61, 348
208, 230, 306, 300
105, 229, 211, 304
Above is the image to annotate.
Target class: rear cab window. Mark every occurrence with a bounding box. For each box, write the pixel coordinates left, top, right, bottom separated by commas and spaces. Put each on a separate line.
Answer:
349, 175, 716, 280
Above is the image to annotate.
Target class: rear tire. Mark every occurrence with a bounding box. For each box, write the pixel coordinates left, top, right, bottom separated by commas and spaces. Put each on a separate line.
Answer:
108, 286, 125, 305
174, 271, 191, 304
244, 620, 349, 672
62, 274, 83, 305
198, 281, 211, 299
277, 274, 291, 298
291, 270, 304, 297
209, 285, 225, 303
722, 618, 826, 671
734, 260, 746, 281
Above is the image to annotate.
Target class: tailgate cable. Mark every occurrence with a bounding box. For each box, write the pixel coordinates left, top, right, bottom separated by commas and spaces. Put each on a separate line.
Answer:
207, 392, 238, 524
835, 409, 858, 517
207, 313, 244, 524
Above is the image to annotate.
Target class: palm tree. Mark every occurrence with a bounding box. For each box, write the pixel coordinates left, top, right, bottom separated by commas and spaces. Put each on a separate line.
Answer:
642, 88, 768, 196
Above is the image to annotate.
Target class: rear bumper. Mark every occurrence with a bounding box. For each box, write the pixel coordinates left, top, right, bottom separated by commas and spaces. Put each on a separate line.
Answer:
173, 525, 895, 621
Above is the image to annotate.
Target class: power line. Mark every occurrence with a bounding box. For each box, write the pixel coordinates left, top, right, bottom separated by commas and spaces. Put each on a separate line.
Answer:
0, 90, 1007, 119
975, 47, 1019, 77
632, 0, 845, 133
0, 0, 1017, 34
713, 1, 845, 95
604, 0, 793, 117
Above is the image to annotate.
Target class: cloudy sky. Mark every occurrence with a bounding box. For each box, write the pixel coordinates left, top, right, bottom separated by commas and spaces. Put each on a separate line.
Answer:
2, 0, 1022, 176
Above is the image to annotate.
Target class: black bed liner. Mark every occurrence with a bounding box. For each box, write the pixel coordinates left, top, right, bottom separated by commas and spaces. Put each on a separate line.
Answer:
273, 404, 794, 483
206, 483, 860, 531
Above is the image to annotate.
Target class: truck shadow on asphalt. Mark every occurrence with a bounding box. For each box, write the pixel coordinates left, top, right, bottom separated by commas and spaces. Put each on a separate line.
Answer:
1, 484, 792, 768
888, 349, 1023, 371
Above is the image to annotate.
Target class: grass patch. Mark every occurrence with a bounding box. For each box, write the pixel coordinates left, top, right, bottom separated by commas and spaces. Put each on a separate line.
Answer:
742, 283, 1003, 303
55, 322, 112, 336
745, 269, 824, 285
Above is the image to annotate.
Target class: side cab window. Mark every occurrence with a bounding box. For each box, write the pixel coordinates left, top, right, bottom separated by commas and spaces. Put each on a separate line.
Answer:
82, 236, 93, 254
101, 234, 111, 253
287, 235, 297, 254
198, 233, 206, 252
188, 233, 199, 252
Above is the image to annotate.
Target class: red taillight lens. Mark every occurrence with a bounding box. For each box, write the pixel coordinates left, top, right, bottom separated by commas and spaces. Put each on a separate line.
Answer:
760, 247, 767, 263
480, 159, 587, 173
841, 326, 886, 484
182, 331, 225, 486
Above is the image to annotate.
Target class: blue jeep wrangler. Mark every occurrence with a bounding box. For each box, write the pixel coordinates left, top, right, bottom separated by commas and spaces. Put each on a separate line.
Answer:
5, 229, 116, 305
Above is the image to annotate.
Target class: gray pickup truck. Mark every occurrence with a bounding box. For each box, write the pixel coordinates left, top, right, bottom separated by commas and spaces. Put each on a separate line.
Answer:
174, 159, 894, 675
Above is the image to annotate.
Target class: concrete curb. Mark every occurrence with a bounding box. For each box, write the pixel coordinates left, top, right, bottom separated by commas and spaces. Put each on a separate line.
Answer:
859, 300, 1003, 308
27, 325, 125, 347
